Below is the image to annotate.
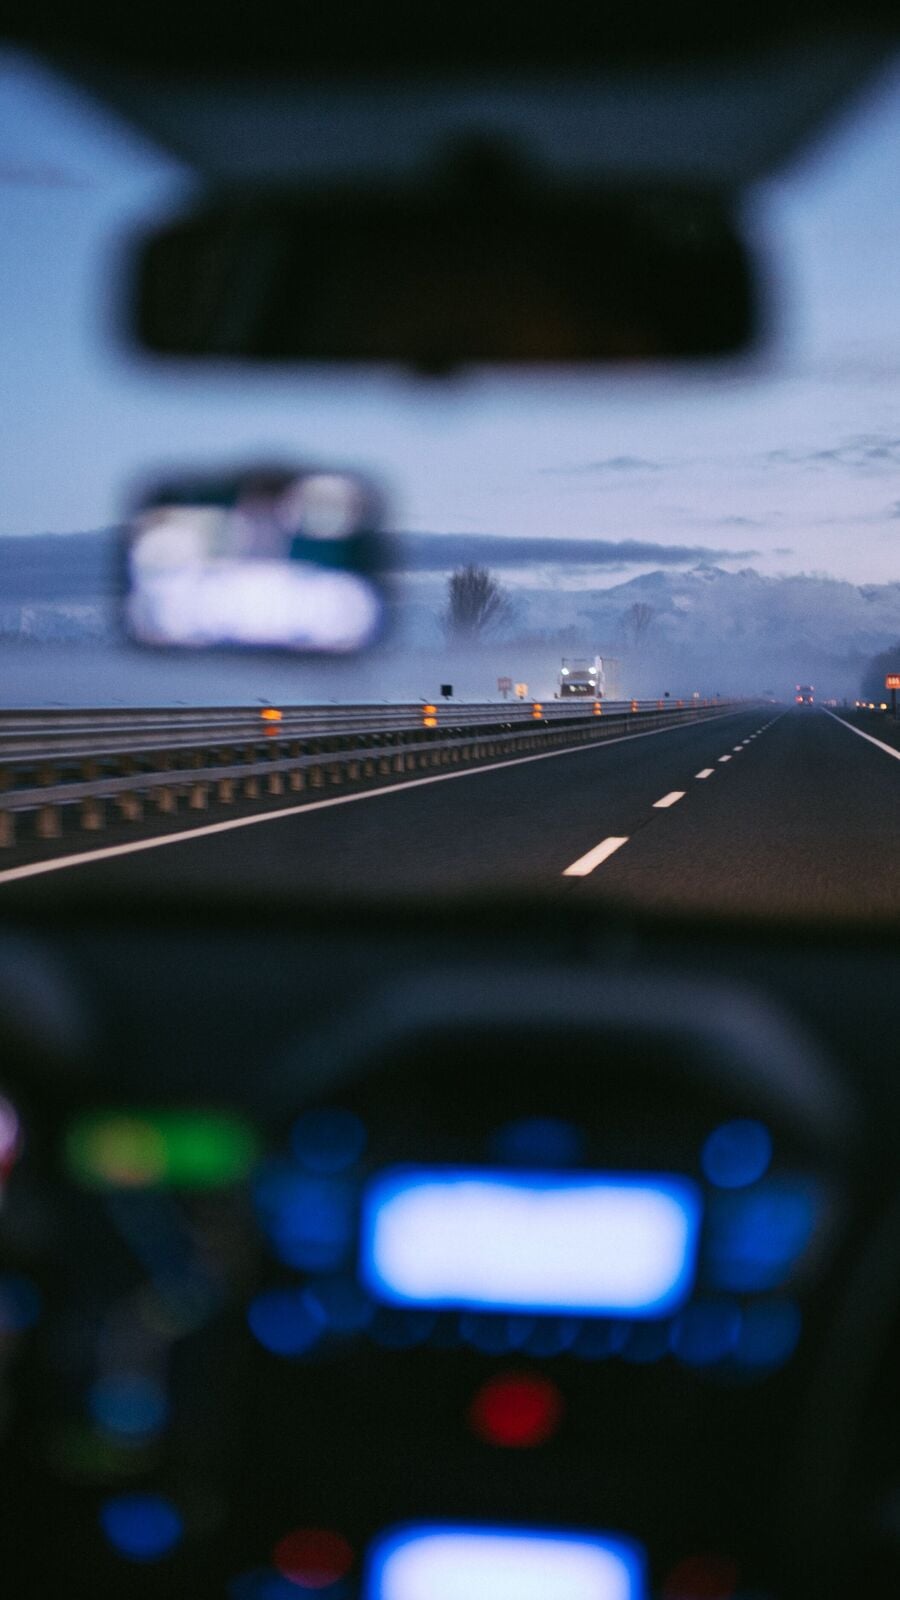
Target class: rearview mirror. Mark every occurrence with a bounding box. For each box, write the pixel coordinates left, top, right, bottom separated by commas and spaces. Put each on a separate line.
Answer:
133, 161, 757, 370
122, 465, 389, 655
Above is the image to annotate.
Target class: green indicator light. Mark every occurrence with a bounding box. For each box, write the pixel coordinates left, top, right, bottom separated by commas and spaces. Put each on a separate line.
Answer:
66, 1112, 259, 1189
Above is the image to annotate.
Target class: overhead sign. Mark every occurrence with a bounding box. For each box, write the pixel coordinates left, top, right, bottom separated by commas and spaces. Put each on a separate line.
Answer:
886, 674, 900, 689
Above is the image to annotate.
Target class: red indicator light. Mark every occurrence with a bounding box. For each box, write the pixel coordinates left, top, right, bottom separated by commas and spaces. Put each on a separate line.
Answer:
273, 1528, 354, 1590
467, 1371, 564, 1448
662, 1554, 739, 1600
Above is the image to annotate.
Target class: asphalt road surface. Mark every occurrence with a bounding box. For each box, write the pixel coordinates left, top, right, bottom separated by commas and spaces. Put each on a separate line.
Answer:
3, 708, 900, 919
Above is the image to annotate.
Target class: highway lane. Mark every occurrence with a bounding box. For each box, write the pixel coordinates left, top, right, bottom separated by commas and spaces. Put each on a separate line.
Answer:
5, 707, 899, 918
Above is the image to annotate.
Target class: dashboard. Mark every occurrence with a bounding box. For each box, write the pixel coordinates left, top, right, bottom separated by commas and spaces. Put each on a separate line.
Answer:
0, 889, 898, 1598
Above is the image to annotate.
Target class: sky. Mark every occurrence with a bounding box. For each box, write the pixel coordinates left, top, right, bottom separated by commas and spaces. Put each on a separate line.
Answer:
2, 46, 900, 594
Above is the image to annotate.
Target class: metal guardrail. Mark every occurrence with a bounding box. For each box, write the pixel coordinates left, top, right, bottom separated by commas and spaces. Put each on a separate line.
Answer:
0, 699, 742, 847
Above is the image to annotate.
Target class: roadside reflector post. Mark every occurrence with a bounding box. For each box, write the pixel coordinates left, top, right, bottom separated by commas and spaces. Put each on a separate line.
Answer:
81, 797, 104, 832
885, 673, 900, 718
594, 701, 602, 716
631, 699, 638, 713
36, 804, 61, 839
532, 702, 543, 719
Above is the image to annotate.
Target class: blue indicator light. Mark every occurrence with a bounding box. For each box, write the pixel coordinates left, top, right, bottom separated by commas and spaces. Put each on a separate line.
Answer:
248, 1288, 328, 1356
90, 1374, 169, 1439
706, 1181, 817, 1291
291, 1109, 367, 1174
733, 1298, 802, 1370
366, 1524, 646, 1600
671, 1301, 741, 1367
254, 1167, 355, 1271
100, 1493, 183, 1562
306, 1276, 374, 1335
702, 1120, 772, 1189
491, 1118, 585, 1167
361, 1168, 702, 1318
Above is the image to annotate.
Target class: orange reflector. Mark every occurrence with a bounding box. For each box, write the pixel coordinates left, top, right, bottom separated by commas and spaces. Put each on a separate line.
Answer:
631, 700, 638, 712
423, 716, 437, 727
594, 702, 602, 715
260, 707, 282, 722
423, 705, 437, 715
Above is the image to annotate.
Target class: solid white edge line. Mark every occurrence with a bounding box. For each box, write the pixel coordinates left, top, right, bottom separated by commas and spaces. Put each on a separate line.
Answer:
653, 791, 685, 808
562, 836, 630, 877
695, 769, 714, 779
0, 707, 754, 886
823, 708, 900, 761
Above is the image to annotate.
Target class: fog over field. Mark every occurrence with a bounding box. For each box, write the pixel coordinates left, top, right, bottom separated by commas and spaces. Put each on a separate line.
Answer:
0, 529, 897, 705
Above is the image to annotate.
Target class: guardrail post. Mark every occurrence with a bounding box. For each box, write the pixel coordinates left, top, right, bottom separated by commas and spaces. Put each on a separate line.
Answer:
189, 782, 209, 810
155, 786, 176, 813
117, 792, 143, 822
267, 770, 285, 795
80, 798, 104, 831
0, 812, 14, 847
218, 777, 235, 804
36, 804, 61, 839
289, 768, 304, 792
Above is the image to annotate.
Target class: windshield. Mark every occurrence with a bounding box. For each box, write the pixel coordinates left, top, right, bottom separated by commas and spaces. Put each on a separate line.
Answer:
2, 48, 900, 919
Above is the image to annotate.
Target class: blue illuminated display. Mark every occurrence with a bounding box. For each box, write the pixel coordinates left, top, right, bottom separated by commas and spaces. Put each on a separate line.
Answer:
702, 1120, 772, 1189
366, 1524, 646, 1600
360, 1168, 701, 1318
100, 1494, 183, 1562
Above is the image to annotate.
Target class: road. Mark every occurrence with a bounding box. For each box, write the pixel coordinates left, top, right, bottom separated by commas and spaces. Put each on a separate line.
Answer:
3, 708, 900, 919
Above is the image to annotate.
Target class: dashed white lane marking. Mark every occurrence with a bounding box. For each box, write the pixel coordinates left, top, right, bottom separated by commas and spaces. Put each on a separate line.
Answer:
718, 754, 732, 762
0, 706, 753, 887
563, 836, 630, 877
695, 768, 714, 779
823, 709, 900, 762
732, 746, 744, 752
653, 791, 686, 808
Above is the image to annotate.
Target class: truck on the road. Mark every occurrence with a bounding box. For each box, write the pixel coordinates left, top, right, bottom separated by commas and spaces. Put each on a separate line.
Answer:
558, 656, 605, 697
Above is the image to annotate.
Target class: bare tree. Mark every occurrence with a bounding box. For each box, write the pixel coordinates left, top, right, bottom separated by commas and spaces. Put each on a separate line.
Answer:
442, 565, 514, 641
620, 601, 656, 649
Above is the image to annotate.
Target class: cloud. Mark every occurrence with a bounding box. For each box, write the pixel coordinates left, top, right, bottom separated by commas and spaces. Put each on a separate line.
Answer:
393, 534, 759, 572
764, 435, 900, 471
538, 456, 661, 476
773, 547, 795, 556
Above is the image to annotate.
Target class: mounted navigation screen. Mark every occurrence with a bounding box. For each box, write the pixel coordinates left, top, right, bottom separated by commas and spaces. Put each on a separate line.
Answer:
360, 1168, 701, 1316
123, 464, 388, 654
366, 1525, 646, 1600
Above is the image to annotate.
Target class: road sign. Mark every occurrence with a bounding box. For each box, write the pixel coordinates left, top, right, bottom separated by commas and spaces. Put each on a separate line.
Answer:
886, 674, 900, 689
497, 676, 512, 694
514, 683, 528, 699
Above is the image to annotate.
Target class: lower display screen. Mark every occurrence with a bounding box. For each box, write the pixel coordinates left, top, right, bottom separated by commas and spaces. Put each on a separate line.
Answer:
359, 1167, 701, 1316
366, 1524, 645, 1600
